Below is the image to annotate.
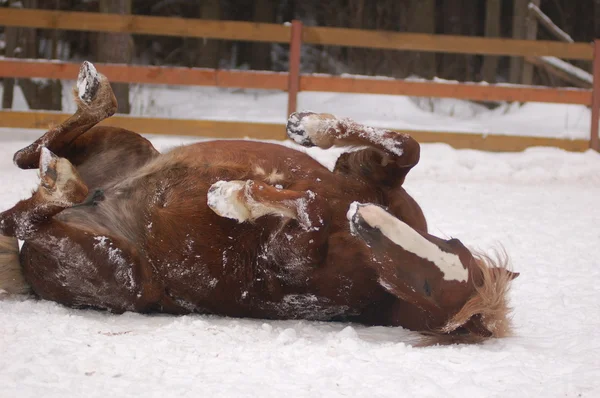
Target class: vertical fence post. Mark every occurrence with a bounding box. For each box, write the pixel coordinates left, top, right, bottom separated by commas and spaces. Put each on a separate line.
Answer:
591, 39, 600, 152
287, 20, 303, 118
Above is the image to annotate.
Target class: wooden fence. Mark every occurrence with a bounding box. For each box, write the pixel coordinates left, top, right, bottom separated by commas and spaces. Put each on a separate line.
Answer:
0, 8, 598, 152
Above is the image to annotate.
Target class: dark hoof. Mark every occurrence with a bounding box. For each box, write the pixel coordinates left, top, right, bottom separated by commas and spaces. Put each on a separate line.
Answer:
77, 61, 100, 104
286, 112, 317, 147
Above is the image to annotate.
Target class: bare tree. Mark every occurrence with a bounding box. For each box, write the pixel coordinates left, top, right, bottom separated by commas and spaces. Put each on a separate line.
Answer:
197, 0, 222, 68
250, 0, 276, 71
509, 0, 528, 84
407, 0, 436, 79
482, 0, 501, 83
439, 0, 464, 80
4, 0, 62, 111
1, 2, 18, 109
520, 0, 541, 85
596, 0, 600, 38
97, 0, 132, 114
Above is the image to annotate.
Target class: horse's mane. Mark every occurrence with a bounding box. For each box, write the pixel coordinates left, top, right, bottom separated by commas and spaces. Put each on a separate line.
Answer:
420, 248, 516, 346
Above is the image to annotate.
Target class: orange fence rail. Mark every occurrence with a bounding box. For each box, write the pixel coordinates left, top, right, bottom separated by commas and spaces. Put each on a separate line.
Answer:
0, 8, 597, 152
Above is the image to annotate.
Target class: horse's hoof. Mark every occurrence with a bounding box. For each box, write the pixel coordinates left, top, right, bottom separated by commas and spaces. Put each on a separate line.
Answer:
38, 147, 88, 207
77, 61, 100, 104
207, 180, 250, 222
286, 111, 337, 148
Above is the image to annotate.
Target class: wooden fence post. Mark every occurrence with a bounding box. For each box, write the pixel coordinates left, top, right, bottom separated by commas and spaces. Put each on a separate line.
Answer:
591, 39, 600, 151
287, 20, 303, 117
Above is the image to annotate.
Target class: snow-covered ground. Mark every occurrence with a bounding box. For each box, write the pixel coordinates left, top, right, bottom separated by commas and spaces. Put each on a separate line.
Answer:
1, 130, 599, 397
1, 79, 599, 396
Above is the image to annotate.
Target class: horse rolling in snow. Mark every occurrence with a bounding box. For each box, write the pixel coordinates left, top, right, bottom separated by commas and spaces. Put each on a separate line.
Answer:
0, 62, 518, 344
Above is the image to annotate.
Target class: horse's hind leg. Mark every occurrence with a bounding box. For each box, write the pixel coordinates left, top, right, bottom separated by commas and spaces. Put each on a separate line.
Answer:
0, 149, 158, 312
287, 112, 427, 232
60, 126, 159, 190
13, 61, 158, 188
13, 61, 118, 170
207, 179, 331, 268
287, 112, 419, 186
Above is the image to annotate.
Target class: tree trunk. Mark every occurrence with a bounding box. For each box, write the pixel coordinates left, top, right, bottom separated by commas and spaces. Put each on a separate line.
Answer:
596, 0, 600, 38
2, 9, 17, 109
250, 0, 276, 71
407, 0, 436, 79
482, 0, 501, 83
8, 0, 63, 111
520, 0, 541, 85
197, 0, 221, 69
440, 0, 463, 80
97, 0, 132, 114
509, 0, 528, 84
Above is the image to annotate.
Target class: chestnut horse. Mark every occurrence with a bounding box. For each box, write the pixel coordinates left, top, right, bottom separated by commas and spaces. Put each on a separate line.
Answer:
0, 62, 518, 344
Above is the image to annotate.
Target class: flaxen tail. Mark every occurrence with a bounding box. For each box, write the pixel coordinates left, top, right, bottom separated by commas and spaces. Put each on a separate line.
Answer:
0, 234, 28, 295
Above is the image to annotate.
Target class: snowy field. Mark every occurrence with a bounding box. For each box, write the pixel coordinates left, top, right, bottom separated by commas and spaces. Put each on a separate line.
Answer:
1, 129, 599, 397
0, 82, 599, 396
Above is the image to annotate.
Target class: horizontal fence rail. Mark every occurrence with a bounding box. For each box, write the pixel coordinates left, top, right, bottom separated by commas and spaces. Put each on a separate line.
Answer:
0, 8, 594, 60
0, 8, 291, 43
302, 27, 593, 60
0, 8, 597, 151
0, 59, 289, 90
0, 59, 592, 105
301, 74, 592, 105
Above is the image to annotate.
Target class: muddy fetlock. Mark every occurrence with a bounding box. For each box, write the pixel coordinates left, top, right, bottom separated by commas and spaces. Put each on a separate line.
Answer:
38, 147, 88, 207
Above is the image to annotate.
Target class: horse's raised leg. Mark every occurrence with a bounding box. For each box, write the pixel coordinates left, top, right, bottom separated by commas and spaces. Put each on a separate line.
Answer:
286, 111, 420, 178
0, 149, 158, 312
207, 179, 331, 268
0, 148, 89, 238
287, 111, 427, 232
13, 61, 118, 170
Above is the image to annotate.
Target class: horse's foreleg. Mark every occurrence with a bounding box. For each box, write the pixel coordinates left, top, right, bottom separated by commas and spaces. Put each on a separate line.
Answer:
0, 148, 88, 239
13, 61, 118, 169
207, 179, 331, 267
1, 149, 158, 312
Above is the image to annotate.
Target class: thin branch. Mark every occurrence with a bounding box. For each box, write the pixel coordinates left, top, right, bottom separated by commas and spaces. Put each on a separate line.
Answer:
528, 2, 574, 43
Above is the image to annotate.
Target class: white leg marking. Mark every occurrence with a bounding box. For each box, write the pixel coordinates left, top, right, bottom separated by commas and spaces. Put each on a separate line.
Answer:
207, 180, 250, 222
207, 180, 295, 223
348, 202, 468, 282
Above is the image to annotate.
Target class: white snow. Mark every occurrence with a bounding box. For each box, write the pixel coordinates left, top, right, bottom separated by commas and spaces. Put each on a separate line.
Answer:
0, 80, 599, 396
206, 180, 249, 222
1, 133, 599, 397
538, 56, 593, 85
39, 146, 53, 174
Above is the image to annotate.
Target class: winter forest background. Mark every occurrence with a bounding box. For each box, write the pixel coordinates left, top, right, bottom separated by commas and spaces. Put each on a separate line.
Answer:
1, 0, 599, 114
